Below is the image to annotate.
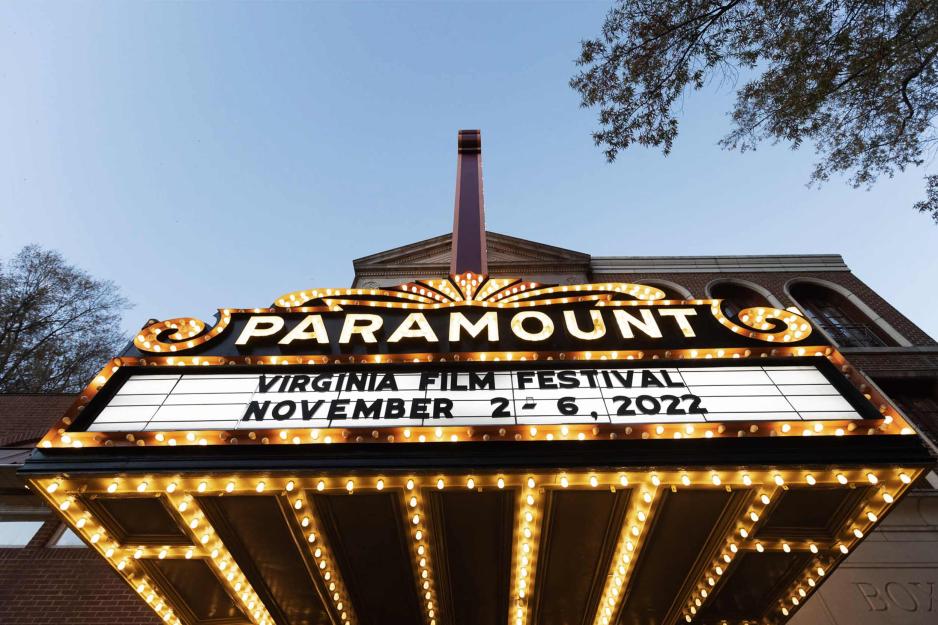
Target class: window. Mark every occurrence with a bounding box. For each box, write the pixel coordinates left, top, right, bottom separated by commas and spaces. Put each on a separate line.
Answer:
52, 526, 87, 547
0, 520, 44, 547
789, 282, 895, 347
709, 282, 772, 319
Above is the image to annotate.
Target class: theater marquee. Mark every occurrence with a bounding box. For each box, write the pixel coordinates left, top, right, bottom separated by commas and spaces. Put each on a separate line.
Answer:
36, 273, 914, 449
24, 131, 932, 625
88, 361, 870, 433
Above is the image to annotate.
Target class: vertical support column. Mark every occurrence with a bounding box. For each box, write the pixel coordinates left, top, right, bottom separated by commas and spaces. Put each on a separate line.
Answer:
450, 129, 488, 276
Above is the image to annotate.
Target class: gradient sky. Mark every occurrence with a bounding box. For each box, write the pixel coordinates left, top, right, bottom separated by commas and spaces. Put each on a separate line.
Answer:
1, 1, 936, 339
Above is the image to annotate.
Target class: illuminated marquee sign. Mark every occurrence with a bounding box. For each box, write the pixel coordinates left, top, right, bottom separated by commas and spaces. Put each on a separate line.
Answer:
38, 273, 914, 449
86, 361, 869, 433
130, 277, 814, 358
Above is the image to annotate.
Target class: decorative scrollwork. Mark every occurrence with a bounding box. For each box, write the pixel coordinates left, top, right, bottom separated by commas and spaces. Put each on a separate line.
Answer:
134, 313, 232, 353
273, 273, 666, 309
710, 303, 813, 343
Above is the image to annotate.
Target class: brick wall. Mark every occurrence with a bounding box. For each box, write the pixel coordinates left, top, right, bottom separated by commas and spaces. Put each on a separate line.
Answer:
595, 270, 936, 346
0, 519, 160, 625
0, 394, 159, 624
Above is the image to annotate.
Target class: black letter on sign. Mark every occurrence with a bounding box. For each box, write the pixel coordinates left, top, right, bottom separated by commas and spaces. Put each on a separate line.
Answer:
433, 398, 454, 418
243, 401, 271, 421
273, 401, 296, 420
302, 400, 324, 420
354, 399, 383, 420
258, 375, 280, 393
386, 398, 405, 419
329, 399, 350, 420
470, 372, 494, 390
288, 375, 310, 392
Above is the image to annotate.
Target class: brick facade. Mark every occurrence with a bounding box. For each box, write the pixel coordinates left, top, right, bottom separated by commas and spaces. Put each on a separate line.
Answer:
0, 394, 159, 625
595, 270, 936, 347
0, 519, 161, 625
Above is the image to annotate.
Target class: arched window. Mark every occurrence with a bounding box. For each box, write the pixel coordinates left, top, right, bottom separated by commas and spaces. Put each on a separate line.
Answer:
708, 281, 774, 319
788, 282, 897, 347
637, 280, 692, 300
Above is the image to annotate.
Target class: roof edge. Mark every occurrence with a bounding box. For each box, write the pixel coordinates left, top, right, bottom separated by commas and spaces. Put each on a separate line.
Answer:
590, 254, 849, 274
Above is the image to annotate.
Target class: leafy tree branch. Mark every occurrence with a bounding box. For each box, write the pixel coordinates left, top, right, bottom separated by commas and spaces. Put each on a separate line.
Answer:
572, 0, 938, 221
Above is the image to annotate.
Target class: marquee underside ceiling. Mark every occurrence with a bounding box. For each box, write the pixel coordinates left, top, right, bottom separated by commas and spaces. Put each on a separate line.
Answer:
28, 456, 925, 625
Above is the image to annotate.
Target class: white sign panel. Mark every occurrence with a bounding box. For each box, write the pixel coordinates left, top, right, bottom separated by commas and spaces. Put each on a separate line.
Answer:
86, 364, 862, 433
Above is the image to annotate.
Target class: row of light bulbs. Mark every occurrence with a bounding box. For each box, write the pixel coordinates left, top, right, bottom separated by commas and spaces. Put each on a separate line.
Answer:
38, 466, 920, 625
42, 486, 274, 625
593, 482, 657, 625
404, 479, 440, 625
274, 276, 668, 310
512, 478, 541, 625
45, 469, 911, 500
282, 483, 356, 625
45, 414, 910, 451
681, 470, 913, 623
167, 492, 274, 624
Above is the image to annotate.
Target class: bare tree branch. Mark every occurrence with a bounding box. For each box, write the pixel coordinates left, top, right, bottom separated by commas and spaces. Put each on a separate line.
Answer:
0, 245, 131, 393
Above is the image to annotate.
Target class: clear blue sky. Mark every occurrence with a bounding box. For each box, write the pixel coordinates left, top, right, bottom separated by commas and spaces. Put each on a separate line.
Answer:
1, 1, 936, 339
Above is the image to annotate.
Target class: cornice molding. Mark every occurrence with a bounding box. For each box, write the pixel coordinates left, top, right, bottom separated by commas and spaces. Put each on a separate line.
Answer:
590, 254, 849, 274
353, 232, 853, 282
353, 231, 590, 270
